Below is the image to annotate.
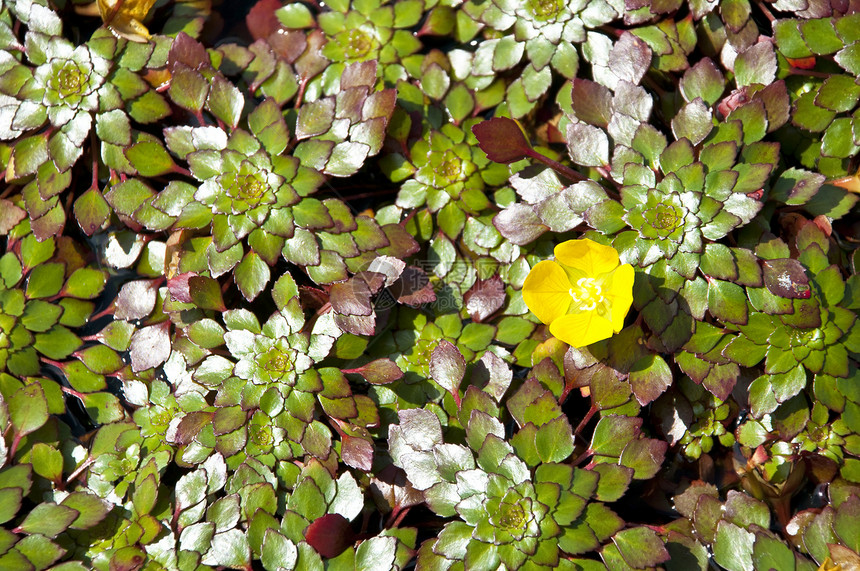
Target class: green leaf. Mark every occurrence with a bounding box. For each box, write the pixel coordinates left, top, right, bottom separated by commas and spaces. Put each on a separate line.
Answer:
34, 326, 81, 359
535, 416, 575, 463
261, 530, 298, 571
628, 354, 673, 406
612, 527, 670, 569
60, 491, 111, 530
277, 3, 315, 28
18, 502, 78, 537
9, 384, 48, 438
234, 251, 270, 301
25, 262, 64, 299
62, 268, 107, 299
712, 521, 754, 571
20, 235, 55, 271
206, 74, 244, 128
708, 278, 748, 325
74, 188, 112, 236
31, 443, 63, 482
590, 416, 640, 458
126, 140, 176, 177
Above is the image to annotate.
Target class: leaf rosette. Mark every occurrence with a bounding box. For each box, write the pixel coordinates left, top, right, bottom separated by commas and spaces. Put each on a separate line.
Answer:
622, 177, 704, 266
179, 126, 306, 252
224, 310, 320, 391
387, 121, 506, 214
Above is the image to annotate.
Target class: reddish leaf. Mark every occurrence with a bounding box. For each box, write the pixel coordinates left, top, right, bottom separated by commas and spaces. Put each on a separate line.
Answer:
168, 32, 210, 70
364, 255, 406, 287
305, 514, 355, 559
129, 322, 171, 372
268, 30, 308, 63
368, 465, 424, 513
464, 276, 505, 322
115, 280, 160, 321
189, 276, 227, 311
246, 0, 283, 41
167, 272, 195, 303
340, 433, 374, 471
390, 267, 435, 306
0, 199, 27, 235
333, 313, 376, 336
330, 279, 373, 316
343, 358, 404, 385
430, 341, 465, 398
762, 259, 811, 299
571, 79, 613, 128
341, 61, 377, 90
472, 117, 533, 164
173, 411, 215, 445
493, 204, 547, 245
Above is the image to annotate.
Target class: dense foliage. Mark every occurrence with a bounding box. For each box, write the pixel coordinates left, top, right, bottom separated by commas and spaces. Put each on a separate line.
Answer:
1, 0, 860, 569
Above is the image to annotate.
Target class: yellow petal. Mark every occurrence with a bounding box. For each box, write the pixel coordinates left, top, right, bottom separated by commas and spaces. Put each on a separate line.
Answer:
549, 311, 615, 348
603, 263, 635, 332
522, 260, 572, 325
98, 0, 155, 42
554, 239, 619, 277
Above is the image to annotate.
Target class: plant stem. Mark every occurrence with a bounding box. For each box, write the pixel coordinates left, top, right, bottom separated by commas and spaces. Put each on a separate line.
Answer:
524, 149, 587, 184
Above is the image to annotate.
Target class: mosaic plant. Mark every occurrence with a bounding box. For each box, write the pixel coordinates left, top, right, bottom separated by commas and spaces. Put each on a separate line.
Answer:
1, 0, 860, 569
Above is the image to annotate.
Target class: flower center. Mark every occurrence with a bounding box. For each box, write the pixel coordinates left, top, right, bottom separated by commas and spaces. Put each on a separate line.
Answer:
342, 29, 374, 60
237, 174, 266, 201
570, 277, 603, 311
439, 154, 462, 182
262, 347, 294, 374
790, 327, 824, 350
250, 424, 274, 447
497, 500, 527, 530
527, 0, 561, 20
53, 62, 86, 98
651, 204, 681, 231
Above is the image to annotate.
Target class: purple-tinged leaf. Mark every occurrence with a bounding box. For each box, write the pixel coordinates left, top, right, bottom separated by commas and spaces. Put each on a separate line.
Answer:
330, 279, 373, 316
189, 276, 227, 311
369, 464, 424, 513
305, 514, 355, 559
247, 0, 283, 41
115, 279, 160, 320
130, 322, 171, 372
340, 431, 374, 471
628, 354, 673, 406
167, 272, 194, 303
473, 351, 512, 401
333, 313, 376, 336
464, 276, 505, 323
762, 259, 811, 299
0, 199, 26, 235
390, 267, 435, 306
430, 341, 465, 401
610, 32, 652, 85
571, 79, 613, 128
173, 411, 215, 446
168, 32, 211, 70
472, 117, 532, 163
343, 359, 404, 385
612, 527, 670, 569
566, 123, 610, 166
493, 204, 547, 245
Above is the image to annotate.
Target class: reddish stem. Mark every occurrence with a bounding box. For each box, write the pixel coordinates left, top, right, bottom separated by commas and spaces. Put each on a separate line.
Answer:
524, 149, 588, 184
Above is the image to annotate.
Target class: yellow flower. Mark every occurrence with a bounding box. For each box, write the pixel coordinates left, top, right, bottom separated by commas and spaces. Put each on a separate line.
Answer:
816, 558, 841, 571
522, 239, 634, 348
